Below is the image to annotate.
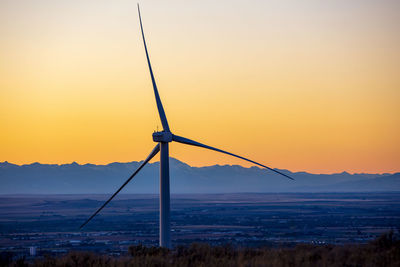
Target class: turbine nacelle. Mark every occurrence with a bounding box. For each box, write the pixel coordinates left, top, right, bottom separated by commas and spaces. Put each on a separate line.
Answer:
153, 131, 173, 143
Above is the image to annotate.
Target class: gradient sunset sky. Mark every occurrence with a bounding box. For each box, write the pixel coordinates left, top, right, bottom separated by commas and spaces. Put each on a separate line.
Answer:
0, 0, 399, 173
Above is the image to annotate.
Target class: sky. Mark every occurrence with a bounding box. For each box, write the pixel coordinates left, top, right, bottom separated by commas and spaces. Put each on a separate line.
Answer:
0, 0, 399, 174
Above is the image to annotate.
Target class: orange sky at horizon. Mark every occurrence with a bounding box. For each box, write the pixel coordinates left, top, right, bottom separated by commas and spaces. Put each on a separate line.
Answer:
0, 0, 399, 174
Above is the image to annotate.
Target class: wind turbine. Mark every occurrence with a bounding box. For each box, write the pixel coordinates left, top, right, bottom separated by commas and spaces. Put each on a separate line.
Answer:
80, 4, 294, 248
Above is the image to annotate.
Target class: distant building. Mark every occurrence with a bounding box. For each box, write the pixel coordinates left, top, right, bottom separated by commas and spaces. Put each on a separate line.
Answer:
29, 246, 36, 256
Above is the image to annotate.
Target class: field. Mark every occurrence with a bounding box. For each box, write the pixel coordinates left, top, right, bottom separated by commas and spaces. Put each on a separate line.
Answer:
0, 193, 399, 258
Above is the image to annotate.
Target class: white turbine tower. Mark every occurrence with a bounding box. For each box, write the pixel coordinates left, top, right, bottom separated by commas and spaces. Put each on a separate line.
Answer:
80, 4, 294, 248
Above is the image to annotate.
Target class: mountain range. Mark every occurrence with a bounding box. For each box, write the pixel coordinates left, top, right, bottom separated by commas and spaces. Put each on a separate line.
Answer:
0, 159, 398, 194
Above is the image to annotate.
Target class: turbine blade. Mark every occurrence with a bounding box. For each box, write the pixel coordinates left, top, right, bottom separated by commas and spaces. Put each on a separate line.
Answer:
80, 143, 160, 229
172, 134, 294, 180
137, 4, 170, 132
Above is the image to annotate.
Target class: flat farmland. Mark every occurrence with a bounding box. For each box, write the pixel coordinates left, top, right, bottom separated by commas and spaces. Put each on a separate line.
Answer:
0, 193, 399, 256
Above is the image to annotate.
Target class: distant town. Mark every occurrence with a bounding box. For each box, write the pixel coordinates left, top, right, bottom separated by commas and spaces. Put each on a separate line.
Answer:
1, 192, 399, 261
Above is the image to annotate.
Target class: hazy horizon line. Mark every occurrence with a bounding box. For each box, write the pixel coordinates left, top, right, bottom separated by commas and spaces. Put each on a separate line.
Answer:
1, 158, 398, 176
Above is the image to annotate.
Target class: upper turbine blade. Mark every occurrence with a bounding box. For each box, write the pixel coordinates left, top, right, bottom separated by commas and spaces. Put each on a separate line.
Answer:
137, 4, 170, 132
172, 134, 294, 180
80, 143, 160, 229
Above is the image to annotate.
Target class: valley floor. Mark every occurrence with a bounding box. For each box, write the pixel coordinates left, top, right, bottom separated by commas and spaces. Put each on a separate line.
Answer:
0, 192, 399, 260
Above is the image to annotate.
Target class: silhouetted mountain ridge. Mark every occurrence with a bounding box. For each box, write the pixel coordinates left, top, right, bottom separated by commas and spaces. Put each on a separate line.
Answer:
0, 159, 398, 193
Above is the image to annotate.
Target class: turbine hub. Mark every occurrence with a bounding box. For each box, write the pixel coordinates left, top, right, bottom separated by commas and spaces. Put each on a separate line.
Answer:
152, 131, 172, 143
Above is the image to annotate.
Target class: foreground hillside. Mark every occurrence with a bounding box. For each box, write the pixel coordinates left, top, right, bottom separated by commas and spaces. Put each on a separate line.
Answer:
4, 232, 399, 267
